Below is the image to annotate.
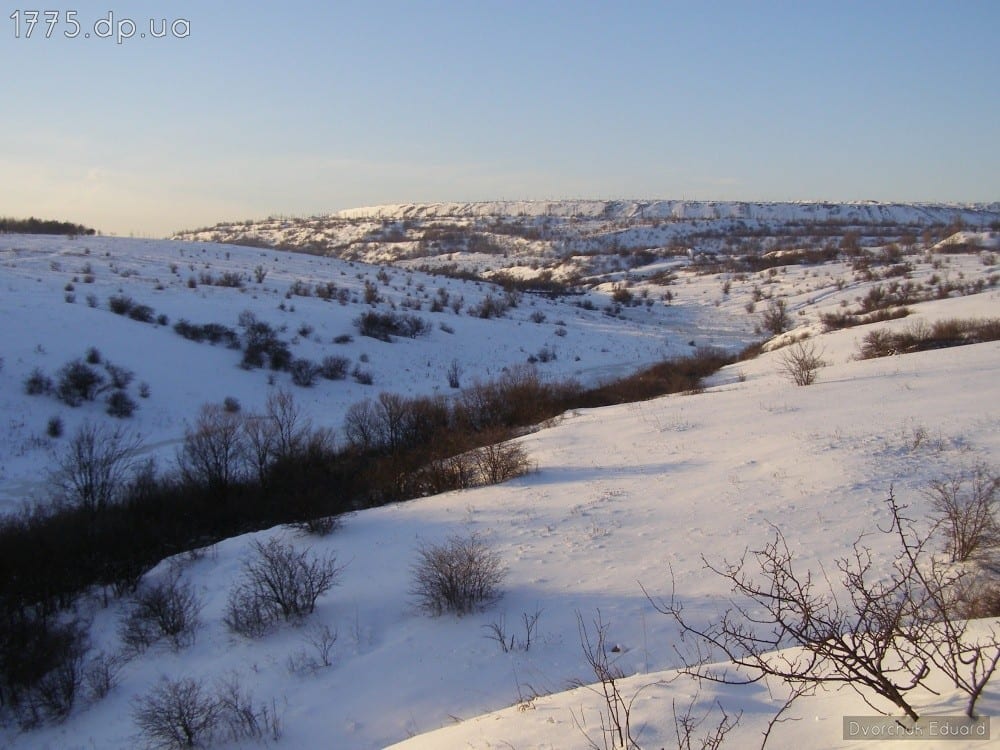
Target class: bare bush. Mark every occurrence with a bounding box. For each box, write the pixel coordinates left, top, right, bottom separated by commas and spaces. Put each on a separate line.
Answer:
858, 317, 1000, 359
120, 571, 203, 653
473, 439, 534, 484
24, 367, 53, 395
132, 677, 220, 750
225, 538, 344, 637
0, 613, 90, 727
776, 340, 825, 386
25, 647, 86, 726
355, 310, 430, 341
223, 586, 272, 639
884, 491, 1000, 719
319, 355, 350, 380
447, 358, 463, 389
925, 463, 999, 562
289, 358, 320, 387
649, 489, 1000, 726
84, 651, 124, 701
52, 422, 142, 512
55, 359, 105, 406
570, 611, 641, 750
107, 389, 138, 418
287, 622, 338, 673
485, 608, 542, 653
291, 513, 341, 537
411, 533, 506, 616
761, 298, 791, 335
650, 524, 928, 721
671, 693, 741, 750
215, 674, 283, 743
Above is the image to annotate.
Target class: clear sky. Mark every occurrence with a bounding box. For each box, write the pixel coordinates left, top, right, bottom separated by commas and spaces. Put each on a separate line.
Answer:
1, 1, 997, 236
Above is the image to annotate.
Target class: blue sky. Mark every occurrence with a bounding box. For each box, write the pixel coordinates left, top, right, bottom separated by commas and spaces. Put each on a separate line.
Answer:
1, 1, 997, 236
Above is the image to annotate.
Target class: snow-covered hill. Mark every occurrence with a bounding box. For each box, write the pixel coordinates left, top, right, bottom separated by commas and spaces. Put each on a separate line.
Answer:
0, 232, 759, 510
1, 221, 998, 749
334, 199, 1000, 224
173, 200, 1000, 284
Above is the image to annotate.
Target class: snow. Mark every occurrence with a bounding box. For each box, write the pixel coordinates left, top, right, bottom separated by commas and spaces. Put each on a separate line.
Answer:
0, 223, 998, 749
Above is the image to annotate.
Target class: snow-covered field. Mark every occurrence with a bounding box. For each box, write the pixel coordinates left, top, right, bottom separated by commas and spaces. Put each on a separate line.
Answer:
1, 214, 998, 749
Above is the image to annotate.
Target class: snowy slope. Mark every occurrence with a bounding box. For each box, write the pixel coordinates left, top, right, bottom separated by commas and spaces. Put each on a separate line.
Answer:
0, 233, 754, 511
1, 224, 998, 749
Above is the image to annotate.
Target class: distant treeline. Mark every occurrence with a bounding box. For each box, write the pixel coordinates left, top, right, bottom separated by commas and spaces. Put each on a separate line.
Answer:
0, 217, 96, 236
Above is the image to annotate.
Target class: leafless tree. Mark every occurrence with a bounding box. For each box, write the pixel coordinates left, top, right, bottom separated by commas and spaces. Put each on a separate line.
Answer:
265, 389, 315, 461
52, 421, 142, 512
177, 404, 245, 492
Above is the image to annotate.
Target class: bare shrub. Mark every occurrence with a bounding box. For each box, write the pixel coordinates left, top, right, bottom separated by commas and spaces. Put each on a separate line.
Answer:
447, 358, 463, 389
291, 514, 340, 537
84, 650, 124, 701
132, 677, 221, 750
669, 693, 742, 750
52, 422, 142, 512
4, 616, 90, 728
761, 298, 791, 335
473, 439, 533, 484
570, 610, 641, 750
485, 608, 541, 653
108, 294, 135, 315
411, 533, 506, 616
241, 389, 332, 485
884, 491, 1000, 719
25, 647, 87, 726
859, 328, 898, 358
215, 674, 283, 743
24, 367, 53, 395
55, 359, 105, 406
287, 622, 338, 673
925, 463, 999, 562
776, 340, 825, 386
120, 571, 203, 653
46, 415, 64, 438
319, 355, 350, 380
106, 389, 138, 418
649, 489, 1000, 725
650, 523, 927, 721
223, 585, 272, 639
858, 317, 1000, 359
355, 310, 430, 341
289, 358, 320, 387
225, 538, 343, 636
